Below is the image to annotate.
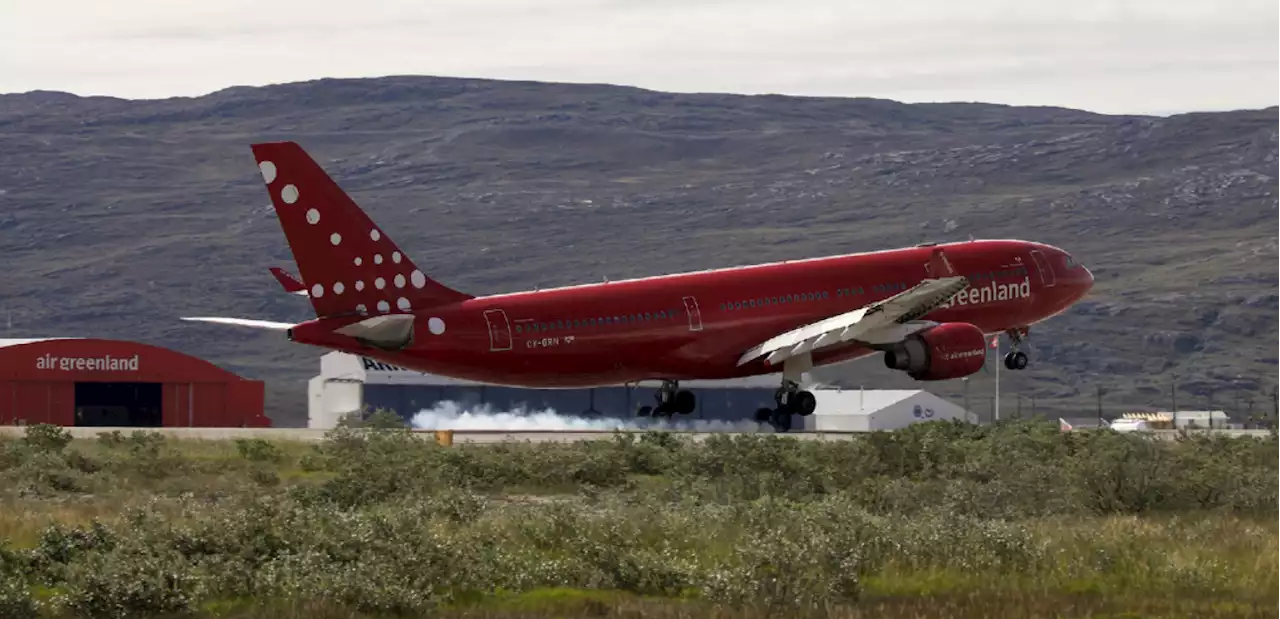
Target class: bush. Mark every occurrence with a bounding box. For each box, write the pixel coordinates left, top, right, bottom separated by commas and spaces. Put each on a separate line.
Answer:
0, 420, 1273, 617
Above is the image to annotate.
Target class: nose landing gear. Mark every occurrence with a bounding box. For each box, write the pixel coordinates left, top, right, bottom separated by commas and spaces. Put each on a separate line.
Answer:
1002, 327, 1030, 370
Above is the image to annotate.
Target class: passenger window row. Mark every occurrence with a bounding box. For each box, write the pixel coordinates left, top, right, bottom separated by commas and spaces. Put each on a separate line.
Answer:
719, 281, 921, 312
720, 290, 830, 312
515, 308, 683, 334
872, 282, 908, 294
967, 266, 1029, 282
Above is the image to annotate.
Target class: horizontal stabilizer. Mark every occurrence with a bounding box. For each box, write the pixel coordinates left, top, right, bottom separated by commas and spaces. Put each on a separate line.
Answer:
269, 267, 308, 295
334, 314, 415, 351
180, 316, 295, 330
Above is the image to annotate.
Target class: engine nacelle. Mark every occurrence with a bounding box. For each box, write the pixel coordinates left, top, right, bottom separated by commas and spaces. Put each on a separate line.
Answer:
883, 322, 987, 381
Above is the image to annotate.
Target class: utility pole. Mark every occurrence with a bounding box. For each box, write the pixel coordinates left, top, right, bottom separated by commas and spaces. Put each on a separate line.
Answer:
1171, 373, 1179, 429
994, 335, 1001, 422
1096, 385, 1103, 426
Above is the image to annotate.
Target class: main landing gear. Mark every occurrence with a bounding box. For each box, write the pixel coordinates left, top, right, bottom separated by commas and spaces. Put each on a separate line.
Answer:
747, 355, 819, 432
1003, 327, 1030, 371
636, 380, 696, 418
752, 379, 817, 433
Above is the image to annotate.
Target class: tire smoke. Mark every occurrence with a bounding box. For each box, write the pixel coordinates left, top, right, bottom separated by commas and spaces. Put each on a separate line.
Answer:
409, 400, 771, 432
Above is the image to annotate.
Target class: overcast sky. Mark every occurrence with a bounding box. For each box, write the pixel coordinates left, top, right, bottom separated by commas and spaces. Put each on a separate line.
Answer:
2, 0, 1276, 115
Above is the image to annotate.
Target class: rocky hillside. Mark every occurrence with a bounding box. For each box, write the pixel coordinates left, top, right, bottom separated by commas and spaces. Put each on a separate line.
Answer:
1, 76, 1275, 425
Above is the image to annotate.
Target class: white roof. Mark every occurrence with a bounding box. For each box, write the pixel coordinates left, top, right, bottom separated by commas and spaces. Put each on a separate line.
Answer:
320, 351, 841, 390
0, 337, 78, 349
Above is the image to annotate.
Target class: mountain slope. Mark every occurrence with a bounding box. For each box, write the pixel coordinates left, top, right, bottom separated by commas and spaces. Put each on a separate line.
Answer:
1, 76, 1275, 425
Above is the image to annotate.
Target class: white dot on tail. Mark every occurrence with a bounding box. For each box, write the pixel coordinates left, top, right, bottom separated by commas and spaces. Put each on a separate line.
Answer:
333, 282, 345, 295
311, 283, 324, 298
355, 280, 365, 291
259, 161, 277, 184
280, 184, 299, 204
428, 317, 446, 335
411, 270, 426, 288
330, 232, 342, 246
374, 254, 383, 265
375, 277, 385, 290
354, 257, 363, 266
394, 274, 405, 288
397, 297, 411, 311
306, 209, 320, 225
356, 304, 367, 314
377, 300, 390, 313
370, 229, 381, 241
392, 251, 402, 264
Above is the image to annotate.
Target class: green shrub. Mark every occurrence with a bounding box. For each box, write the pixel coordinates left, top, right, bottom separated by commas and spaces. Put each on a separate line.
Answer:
21, 425, 72, 453
0, 419, 1273, 616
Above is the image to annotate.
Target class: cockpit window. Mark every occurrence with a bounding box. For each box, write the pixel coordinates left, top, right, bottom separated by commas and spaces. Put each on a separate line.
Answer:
1064, 256, 1077, 269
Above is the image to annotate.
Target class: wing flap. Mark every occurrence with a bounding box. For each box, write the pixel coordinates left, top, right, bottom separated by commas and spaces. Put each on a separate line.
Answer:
736, 275, 969, 367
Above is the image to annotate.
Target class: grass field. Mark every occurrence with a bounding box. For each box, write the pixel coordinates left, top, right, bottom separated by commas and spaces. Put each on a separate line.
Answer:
1, 416, 1276, 618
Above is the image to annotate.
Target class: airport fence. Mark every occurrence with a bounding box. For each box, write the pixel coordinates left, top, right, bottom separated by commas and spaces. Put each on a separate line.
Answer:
957, 382, 1280, 430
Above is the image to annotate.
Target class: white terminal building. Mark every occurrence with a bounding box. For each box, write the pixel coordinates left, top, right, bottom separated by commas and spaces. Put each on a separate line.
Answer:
308, 351, 977, 431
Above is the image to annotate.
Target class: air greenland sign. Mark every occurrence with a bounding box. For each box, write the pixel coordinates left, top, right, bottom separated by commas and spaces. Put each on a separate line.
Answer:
939, 278, 1031, 309
35, 353, 140, 372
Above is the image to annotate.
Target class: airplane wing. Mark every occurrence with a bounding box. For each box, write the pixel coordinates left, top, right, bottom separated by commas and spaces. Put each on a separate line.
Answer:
736, 275, 970, 367
269, 267, 309, 296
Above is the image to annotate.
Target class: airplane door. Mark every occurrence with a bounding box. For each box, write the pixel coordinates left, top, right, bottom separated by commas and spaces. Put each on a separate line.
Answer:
923, 248, 956, 278
482, 309, 513, 351
1029, 250, 1056, 288
682, 296, 703, 332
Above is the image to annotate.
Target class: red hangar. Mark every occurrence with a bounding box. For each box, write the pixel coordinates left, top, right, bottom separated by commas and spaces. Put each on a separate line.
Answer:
0, 337, 270, 428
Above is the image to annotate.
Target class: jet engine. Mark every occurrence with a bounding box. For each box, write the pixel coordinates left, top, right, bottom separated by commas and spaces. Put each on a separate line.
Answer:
883, 322, 987, 381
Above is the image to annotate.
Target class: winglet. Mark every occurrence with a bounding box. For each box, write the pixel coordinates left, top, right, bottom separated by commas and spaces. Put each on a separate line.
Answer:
269, 267, 307, 295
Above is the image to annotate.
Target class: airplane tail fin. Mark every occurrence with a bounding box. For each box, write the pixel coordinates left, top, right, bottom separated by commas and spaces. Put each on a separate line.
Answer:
250, 141, 473, 319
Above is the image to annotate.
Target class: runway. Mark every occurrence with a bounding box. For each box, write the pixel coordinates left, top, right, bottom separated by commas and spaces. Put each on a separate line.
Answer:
0, 426, 1268, 443
0, 425, 859, 443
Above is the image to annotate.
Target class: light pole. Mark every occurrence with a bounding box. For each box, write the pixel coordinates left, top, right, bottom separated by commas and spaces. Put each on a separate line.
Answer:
1171, 373, 1179, 428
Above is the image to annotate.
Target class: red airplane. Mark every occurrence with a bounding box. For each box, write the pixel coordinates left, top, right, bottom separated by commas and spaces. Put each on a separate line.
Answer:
183, 141, 1094, 427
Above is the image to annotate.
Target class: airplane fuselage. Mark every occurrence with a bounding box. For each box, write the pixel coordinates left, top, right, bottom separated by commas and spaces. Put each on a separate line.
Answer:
292, 238, 1092, 387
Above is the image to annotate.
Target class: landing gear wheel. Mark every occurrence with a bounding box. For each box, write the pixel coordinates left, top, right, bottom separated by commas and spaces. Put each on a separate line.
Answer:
791, 391, 817, 416
651, 381, 695, 416
1003, 351, 1028, 370
672, 390, 697, 415
637, 405, 653, 417
770, 409, 793, 432
754, 407, 774, 424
